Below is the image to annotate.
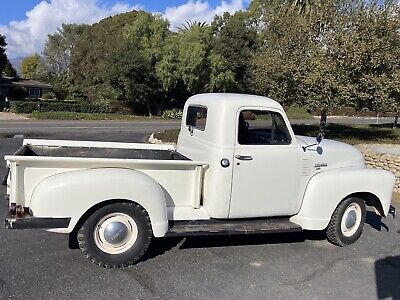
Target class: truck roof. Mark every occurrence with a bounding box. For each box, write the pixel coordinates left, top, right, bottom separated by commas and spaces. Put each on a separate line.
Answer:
186, 93, 284, 111
179, 93, 288, 148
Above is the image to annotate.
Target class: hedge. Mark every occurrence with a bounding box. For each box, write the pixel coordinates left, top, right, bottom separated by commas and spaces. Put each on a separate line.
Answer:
10, 101, 114, 114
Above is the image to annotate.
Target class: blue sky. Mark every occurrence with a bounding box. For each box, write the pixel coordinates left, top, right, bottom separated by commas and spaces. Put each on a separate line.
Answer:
0, 0, 248, 58
0, 0, 228, 24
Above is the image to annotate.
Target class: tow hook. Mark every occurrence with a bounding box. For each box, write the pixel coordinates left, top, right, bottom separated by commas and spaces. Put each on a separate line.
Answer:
389, 205, 396, 218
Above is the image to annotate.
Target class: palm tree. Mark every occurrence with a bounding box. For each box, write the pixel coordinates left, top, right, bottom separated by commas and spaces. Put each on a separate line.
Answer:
177, 20, 208, 32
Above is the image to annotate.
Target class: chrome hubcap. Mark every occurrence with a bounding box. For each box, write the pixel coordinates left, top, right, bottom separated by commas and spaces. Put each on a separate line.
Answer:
103, 221, 129, 245
94, 213, 138, 255
345, 210, 357, 229
341, 203, 362, 237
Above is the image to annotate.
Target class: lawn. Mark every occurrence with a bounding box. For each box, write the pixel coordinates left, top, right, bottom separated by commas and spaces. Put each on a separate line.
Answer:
29, 107, 312, 121
284, 107, 313, 119
29, 111, 167, 121
154, 123, 400, 145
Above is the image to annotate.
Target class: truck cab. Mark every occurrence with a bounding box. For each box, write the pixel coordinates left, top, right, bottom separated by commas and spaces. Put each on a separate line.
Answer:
4, 93, 396, 268
178, 94, 304, 219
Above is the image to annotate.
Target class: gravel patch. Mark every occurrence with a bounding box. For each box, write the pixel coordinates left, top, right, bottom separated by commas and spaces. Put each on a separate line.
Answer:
0, 112, 29, 120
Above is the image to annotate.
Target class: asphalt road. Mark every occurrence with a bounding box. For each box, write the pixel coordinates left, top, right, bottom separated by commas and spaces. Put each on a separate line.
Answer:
0, 121, 399, 299
0, 115, 397, 139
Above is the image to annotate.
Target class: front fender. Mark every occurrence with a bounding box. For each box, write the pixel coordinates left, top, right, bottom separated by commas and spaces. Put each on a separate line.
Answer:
30, 168, 168, 237
291, 167, 395, 230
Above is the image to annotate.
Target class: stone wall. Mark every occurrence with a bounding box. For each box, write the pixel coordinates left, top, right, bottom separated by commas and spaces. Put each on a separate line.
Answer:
356, 144, 400, 194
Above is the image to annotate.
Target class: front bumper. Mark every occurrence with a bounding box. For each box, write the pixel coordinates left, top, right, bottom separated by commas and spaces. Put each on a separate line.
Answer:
5, 214, 71, 229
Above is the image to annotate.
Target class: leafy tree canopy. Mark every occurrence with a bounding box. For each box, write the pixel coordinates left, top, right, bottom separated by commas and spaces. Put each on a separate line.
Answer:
20, 54, 42, 79
3, 59, 18, 78
0, 35, 7, 76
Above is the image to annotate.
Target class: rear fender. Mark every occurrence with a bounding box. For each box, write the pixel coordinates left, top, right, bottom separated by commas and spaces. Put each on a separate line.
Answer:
29, 168, 168, 237
291, 167, 395, 230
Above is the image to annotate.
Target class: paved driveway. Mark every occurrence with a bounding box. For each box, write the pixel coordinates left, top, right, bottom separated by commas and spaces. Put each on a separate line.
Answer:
0, 121, 399, 299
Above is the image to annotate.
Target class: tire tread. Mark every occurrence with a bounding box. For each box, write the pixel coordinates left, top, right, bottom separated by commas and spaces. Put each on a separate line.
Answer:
78, 202, 152, 268
326, 197, 366, 247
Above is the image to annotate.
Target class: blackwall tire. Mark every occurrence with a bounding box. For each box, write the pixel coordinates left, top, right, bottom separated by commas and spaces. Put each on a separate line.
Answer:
78, 202, 152, 268
326, 197, 366, 247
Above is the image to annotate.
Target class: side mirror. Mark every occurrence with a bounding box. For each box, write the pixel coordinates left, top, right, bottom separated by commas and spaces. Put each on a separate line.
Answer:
316, 132, 323, 144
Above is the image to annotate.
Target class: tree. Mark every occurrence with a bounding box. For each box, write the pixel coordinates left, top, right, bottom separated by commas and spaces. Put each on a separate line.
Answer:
337, 1, 400, 124
157, 23, 213, 102
0, 35, 7, 76
208, 52, 236, 92
20, 54, 41, 79
3, 59, 18, 78
70, 11, 165, 115
212, 11, 259, 92
123, 12, 170, 65
42, 24, 88, 99
250, 1, 313, 108
250, 0, 354, 131
387, 68, 400, 128
43, 24, 88, 77
290, 0, 322, 17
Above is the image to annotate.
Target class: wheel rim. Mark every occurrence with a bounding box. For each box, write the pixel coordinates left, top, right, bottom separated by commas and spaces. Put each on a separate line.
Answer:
340, 203, 362, 237
94, 213, 138, 255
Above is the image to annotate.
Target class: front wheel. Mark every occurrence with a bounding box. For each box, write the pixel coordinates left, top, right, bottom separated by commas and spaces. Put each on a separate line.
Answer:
326, 197, 366, 247
78, 202, 152, 268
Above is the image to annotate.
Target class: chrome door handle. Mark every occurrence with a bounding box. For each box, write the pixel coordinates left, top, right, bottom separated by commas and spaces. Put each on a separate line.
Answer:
235, 155, 253, 161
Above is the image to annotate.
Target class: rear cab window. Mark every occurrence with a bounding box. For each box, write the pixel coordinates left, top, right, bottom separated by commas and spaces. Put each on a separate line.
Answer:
186, 106, 207, 131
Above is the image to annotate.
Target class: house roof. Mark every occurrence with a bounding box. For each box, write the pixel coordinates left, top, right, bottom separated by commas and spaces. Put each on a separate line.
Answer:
0, 77, 52, 89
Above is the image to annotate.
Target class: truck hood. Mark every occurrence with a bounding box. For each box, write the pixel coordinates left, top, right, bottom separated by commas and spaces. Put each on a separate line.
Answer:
296, 135, 365, 172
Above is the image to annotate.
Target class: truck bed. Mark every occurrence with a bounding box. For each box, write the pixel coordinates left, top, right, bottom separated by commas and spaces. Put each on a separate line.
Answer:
15, 144, 190, 161
5, 139, 207, 216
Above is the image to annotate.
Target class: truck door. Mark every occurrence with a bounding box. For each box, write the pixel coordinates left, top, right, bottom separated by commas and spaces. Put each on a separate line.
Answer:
229, 108, 302, 218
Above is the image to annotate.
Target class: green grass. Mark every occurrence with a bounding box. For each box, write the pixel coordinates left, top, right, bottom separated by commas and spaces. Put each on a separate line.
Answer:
154, 124, 400, 145
285, 107, 313, 119
292, 124, 400, 145
29, 107, 312, 121
154, 129, 181, 143
30, 111, 167, 121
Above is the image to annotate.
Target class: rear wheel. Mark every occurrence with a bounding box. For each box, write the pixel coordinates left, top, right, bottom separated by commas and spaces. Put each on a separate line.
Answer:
78, 202, 152, 268
326, 197, 366, 247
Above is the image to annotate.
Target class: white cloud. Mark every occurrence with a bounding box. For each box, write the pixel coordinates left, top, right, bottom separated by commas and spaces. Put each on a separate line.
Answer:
164, 0, 246, 30
0, 0, 141, 58
0, 0, 247, 59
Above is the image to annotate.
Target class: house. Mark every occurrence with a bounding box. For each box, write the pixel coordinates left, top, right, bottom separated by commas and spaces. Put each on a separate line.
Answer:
0, 76, 52, 99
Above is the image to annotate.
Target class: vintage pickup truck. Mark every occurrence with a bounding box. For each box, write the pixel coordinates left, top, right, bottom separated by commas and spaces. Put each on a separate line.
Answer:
3, 93, 396, 268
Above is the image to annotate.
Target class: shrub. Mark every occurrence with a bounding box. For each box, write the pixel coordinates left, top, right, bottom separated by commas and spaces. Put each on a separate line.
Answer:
41, 91, 57, 100
10, 101, 38, 113
162, 108, 183, 119
10, 100, 115, 114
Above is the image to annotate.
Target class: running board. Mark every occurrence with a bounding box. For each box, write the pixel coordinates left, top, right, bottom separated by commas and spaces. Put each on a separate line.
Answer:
165, 218, 302, 237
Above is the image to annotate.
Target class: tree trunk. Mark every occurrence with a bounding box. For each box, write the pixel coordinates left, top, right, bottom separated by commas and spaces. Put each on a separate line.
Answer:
319, 109, 327, 136
146, 99, 153, 117
394, 110, 399, 129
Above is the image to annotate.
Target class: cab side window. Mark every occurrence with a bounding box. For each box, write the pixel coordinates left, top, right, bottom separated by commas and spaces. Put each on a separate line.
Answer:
238, 110, 291, 145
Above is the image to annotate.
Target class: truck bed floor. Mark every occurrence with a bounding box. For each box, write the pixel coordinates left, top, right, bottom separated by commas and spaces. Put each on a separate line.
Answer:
166, 218, 302, 237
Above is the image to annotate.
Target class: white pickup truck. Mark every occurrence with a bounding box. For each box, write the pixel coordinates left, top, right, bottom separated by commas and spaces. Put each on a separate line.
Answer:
3, 93, 396, 268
